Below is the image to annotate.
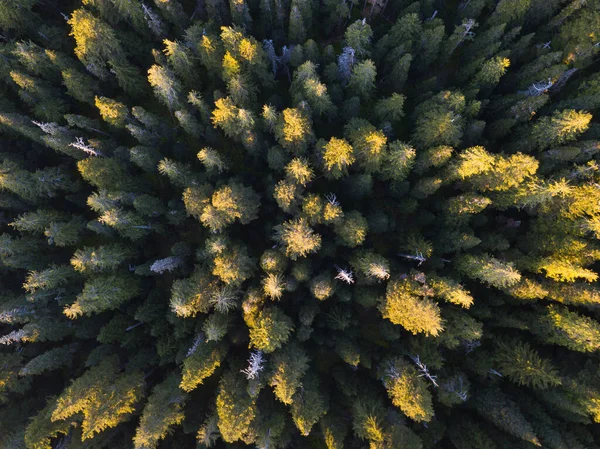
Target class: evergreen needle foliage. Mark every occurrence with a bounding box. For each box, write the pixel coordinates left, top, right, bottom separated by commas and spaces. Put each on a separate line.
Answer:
0, 0, 600, 448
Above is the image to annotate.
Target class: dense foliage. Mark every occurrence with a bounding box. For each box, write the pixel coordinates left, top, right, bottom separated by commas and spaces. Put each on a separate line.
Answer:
1, 0, 600, 448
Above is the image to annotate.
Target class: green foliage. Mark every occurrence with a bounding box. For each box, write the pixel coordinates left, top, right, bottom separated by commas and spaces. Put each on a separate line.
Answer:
412, 91, 465, 148
24, 402, 74, 449
64, 274, 141, 318
493, 340, 562, 389
216, 371, 257, 443
379, 276, 444, 336
381, 357, 435, 422
290, 374, 328, 435
274, 218, 322, 260
191, 182, 261, 233
348, 60, 377, 100
380, 141, 416, 182
134, 375, 187, 449
51, 357, 144, 440
274, 107, 314, 153
335, 210, 368, 247
374, 93, 405, 123
247, 306, 294, 353
71, 244, 133, 273
320, 137, 355, 179
429, 275, 474, 308
534, 304, 600, 352
1, 1, 600, 448
169, 267, 218, 317
19, 345, 74, 377
475, 389, 541, 446
180, 341, 228, 392
530, 109, 592, 150
456, 253, 522, 289
269, 342, 309, 404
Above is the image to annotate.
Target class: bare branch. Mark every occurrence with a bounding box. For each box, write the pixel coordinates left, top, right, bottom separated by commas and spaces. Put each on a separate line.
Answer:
409, 354, 439, 387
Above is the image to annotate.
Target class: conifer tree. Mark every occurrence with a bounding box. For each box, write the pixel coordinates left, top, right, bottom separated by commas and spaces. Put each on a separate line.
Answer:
380, 357, 435, 422
319, 137, 355, 179
456, 253, 522, 289
530, 109, 592, 150
134, 375, 187, 449
475, 389, 541, 446
64, 274, 140, 318
348, 60, 377, 101
50, 357, 144, 441
180, 341, 228, 392
246, 306, 294, 353
216, 371, 257, 443
493, 339, 562, 389
273, 218, 321, 260
379, 276, 443, 336
533, 304, 600, 353
290, 373, 328, 435
1, 1, 600, 447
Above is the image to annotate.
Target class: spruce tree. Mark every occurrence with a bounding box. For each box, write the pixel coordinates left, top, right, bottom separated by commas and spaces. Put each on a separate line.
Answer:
0, 1, 600, 447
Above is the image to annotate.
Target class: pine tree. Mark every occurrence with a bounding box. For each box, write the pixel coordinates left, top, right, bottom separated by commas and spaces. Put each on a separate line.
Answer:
380, 357, 435, 422
493, 339, 562, 389
269, 341, 309, 404
429, 275, 474, 308
273, 107, 314, 154
19, 344, 75, 377
0, 0, 39, 34
216, 371, 257, 443
379, 276, 443, 336
530, 109, 592, 150
345, 118, 387, 173
334, 210, 368, 247
24, 402, 74, 449
348, 60, 376, 101
374, 93, 405, 123
291, 62, 334, 116
290, 373, 328, 435
319, 137, 355, 179
273, 218, 321, 260
288, 3, 306, 44
246, 306, 294, 353
475, 389, 541, 446
64, 274, 141, 318
169, 267, 219, 317
134, 375, 187, 449
533, 304, 600, 353
68, 8, 126, 80
51, 357, 144, 441
212, 244, 256, 285
147, 64, 183, 111
456, 254, 522, 289
412, 91, 466, 148
94, 96, 130, 128
180, 341, 228, 392
2, 1, 600, 447
344, 20, 373, 58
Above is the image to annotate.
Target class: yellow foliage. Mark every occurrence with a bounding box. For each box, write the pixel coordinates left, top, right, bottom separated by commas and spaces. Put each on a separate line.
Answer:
323, 202, 343, 223
282, 108, 311, 148
95, 96, 128, 127
302, 194, 324, 224
537, 258, 598, 282
323, 137, 355, 176
382, 358, 434, 422
239, 38, 257, 62
222, 51, 240, 79
10, 71, 36, 90
380, 278, 443, 336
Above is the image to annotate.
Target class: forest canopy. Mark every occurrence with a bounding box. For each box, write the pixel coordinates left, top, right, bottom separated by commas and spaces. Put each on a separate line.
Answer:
1, 0, 600, 448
